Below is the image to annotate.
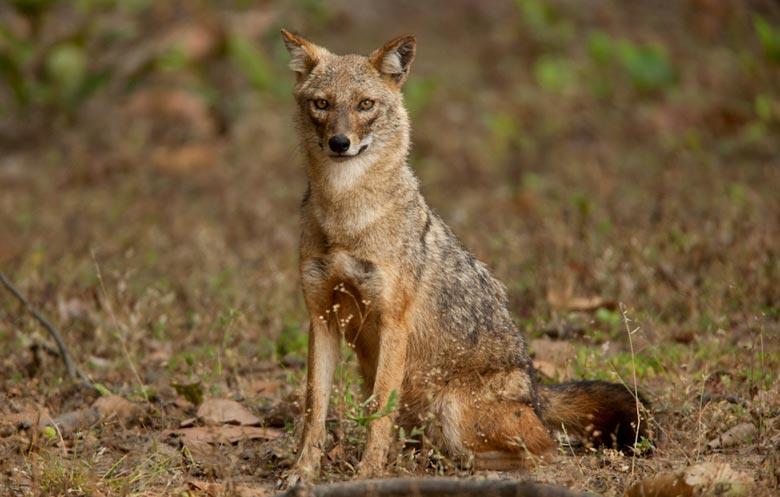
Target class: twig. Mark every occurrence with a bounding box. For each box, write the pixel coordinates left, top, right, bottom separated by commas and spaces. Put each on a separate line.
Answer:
0, 271, 76, 379
276, 478, 601, 497
619, 303, 642, 476
1, 272, 98, 391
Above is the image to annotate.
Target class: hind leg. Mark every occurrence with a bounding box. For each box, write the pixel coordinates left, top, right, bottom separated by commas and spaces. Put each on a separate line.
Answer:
428, 373, 555, 469
462, 400, 555, 469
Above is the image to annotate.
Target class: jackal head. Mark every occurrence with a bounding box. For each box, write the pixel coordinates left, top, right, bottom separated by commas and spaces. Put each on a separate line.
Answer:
281, 30, 415, 169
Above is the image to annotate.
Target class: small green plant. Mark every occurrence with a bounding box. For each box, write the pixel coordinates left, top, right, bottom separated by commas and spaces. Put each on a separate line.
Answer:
533, 55, 577, 94
227, 32, 273, 92
0, 0, 112, 115
31, 446, 97, 496
743, 368, 777, 389
171, 379, 204, 406
586, 31, 675, 96
609, 352, 662, 380
403, 76, 437, 117
595, 307, 622, 333
755, 15, 780, 63
615, 41, 675, 94
93, 382, 112, 396
755, 94, 780, 124
515, 0, 574, 47
42, 426, 57, 439
633, 436, 654, 454
275, 319, 307, 361
398, 425, 423, 446
485, 111, 522, 164
215, 307, 241, 376
343, 387, 398, 443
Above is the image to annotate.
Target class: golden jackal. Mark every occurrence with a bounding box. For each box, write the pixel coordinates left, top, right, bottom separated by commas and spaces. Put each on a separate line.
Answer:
281, 29, 648, 483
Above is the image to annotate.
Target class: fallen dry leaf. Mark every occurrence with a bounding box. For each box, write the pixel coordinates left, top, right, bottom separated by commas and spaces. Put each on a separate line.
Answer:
2, 407, 52, 430
92, 395, 140, 426
262, 399, 300, 428
44, 408, 101, 434
39, 395, 139, 435
626, 472, 692, 497
546, 289, 616, 312
125, 89, 217, 139
225, 8, 275, 40
707, 422, 758, 450
159, 23, 222, 62
57, 297, 91, 323
627, 462, 752, 497
187, 479, 270, 497
153, 143, 220, 172
165, 425, 282, 447
531, 338, 576, 381
172, 378, 204, 407
684, 462, 752, 494
179, 417, 197, 428
144, 340, 173, 367
533, 360, 561, 381
249, 379, 280, 395
86, 355, 112, 369
197, 398, 262, 426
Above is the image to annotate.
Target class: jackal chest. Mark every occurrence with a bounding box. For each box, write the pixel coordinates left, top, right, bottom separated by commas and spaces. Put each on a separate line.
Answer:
301, 251, 384, 364
301, 251, 383, 315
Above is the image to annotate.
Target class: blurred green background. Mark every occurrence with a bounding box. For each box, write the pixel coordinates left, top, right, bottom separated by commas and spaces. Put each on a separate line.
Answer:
1, 0, 779, 395
1, 1, 780, 493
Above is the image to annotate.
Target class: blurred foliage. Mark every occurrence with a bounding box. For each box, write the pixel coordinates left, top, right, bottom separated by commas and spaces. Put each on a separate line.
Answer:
404, 76, 437, 117
755, 15, 780, 62
587, 31, 676, 96
532, 55, 577, 94
515, 0, 574, 47
517, 2, 676, 99
227, 32, 273, 93
275, 319, 307, 361
0, 0, 112, 114
0, 0, 286, 120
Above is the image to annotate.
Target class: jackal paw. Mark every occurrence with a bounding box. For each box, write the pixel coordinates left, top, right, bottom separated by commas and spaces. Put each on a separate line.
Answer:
278, 469, 308, 491
355, 460, 383, 480
277, 474, 296, 491
278, 460, 318, 490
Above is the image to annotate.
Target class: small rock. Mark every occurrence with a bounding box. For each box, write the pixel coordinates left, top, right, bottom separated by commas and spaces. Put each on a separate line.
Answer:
627, 462, 752, 497
92, 395, 140, 426
197, 398, 262, 426
707, 422, 758, 450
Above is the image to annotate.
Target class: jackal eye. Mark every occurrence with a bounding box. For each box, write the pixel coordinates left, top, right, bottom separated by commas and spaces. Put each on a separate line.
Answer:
358, 99, 375, 111
313, 99, 329, 110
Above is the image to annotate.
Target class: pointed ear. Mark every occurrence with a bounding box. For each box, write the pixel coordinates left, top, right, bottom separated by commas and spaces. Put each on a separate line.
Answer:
369, 34, 416, 88
281, 29, 328, 79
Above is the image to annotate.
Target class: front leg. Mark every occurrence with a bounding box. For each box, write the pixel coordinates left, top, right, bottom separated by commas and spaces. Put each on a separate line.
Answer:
288, 318, 340, 485
356, 318, 409, 478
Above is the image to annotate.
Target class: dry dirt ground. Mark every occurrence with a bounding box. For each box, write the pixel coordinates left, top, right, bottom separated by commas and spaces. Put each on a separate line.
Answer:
1, 1, 779, 496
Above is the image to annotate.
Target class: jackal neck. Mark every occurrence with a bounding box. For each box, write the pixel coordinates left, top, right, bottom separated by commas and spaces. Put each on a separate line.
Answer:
304, 137, 419, 245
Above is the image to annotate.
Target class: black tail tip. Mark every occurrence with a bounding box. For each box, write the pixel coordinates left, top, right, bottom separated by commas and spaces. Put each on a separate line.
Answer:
584, 380, 653, 453
547, 380, 653, 454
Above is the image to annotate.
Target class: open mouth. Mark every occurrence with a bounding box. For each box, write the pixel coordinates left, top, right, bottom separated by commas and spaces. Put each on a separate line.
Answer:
328, 144, 369, 161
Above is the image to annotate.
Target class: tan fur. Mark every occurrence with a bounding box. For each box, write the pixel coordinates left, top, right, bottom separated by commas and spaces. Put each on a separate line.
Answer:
280, 29, 648, 485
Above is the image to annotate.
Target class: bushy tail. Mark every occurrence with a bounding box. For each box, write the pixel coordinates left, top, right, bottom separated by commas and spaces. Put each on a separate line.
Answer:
539, 380, 649, 451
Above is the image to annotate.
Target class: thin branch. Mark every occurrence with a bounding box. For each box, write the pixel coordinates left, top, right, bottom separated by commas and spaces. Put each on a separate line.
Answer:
1, 272, 98, 392
0, 271, 76, 379
619, 302, 642, 476
276, 478, 601, 497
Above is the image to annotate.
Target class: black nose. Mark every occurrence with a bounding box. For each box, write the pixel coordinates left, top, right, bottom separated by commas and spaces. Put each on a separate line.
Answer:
328, 134, 351, 153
